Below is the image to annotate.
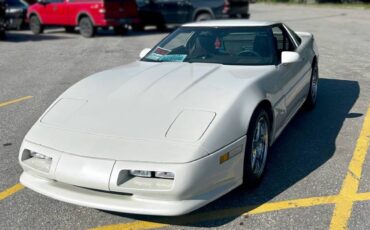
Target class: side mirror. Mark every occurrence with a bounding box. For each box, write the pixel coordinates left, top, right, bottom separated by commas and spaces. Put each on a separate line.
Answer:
139, 48, 151, 59
281, 51, 300, 64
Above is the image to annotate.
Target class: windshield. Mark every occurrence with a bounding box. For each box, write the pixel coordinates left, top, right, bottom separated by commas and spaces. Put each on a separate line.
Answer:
142, 27, 277, 65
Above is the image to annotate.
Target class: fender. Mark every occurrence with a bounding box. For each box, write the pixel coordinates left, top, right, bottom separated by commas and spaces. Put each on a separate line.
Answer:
75, 11, 95, 26
28, 11, 43, 24
192, 8, 215, 21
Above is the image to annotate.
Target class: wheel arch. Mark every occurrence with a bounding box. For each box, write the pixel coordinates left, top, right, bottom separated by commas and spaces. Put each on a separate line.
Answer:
192, 8, 215, 21
76, 12, 95, 26
251, 99, 274, 145
28, 11, 43, 24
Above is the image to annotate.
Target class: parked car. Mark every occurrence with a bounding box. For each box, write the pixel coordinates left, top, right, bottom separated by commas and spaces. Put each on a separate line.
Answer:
0, 0, 6, 38
27, 0, 139, 37
133, 0, 250, 31
19, 20, 319, 216
5, 0, 28, 30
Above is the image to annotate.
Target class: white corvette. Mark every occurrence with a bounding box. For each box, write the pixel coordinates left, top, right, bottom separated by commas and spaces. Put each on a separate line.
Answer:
19, 20, 319, 216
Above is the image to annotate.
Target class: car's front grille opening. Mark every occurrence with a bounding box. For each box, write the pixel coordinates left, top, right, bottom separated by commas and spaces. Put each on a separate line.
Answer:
21, 149, 53, 173
76, 186, 133, 196
115, 170, 174, 191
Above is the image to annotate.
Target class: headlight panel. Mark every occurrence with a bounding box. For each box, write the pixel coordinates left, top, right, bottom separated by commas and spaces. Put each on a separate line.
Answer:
21, 149, 53, 173
128, 170, 174, 180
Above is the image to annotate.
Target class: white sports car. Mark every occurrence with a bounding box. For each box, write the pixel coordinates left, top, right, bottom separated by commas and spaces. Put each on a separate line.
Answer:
19, 20, 319, 216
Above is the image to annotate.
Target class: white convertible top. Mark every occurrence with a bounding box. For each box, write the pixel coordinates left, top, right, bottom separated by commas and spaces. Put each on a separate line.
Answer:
182, 20, 278, 27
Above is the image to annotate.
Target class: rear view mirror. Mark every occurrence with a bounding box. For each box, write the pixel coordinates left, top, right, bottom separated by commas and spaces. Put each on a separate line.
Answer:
139, 48, 151, 59
38, 0, 48, 4
281, 51, 300, 64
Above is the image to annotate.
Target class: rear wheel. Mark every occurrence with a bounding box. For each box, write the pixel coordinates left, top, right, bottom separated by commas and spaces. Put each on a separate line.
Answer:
303, 61, 319, 110
241, 13, 250, 19
0, 30, 5, 40
195, 13, 212, 22
30, 15, 44, 35
132, 23, 144, 32
114, 26, 128, 35
79, 17, 95, 38
243, 107, 270, 187
156, 23, 166, 32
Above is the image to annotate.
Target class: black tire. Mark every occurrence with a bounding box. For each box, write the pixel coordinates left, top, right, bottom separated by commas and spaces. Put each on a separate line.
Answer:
303, 61, 319, 110
16, 22, 22, 30
132, 23, 144, 32
64, 26, 75, 33
195, 13, 212, 22
0, 31, 5, 40
114, 26, 128, 35
29, 15, 44, 35
79, 17, 95, 38
156, 23, 167, 32
243, 107, 270, 187
241, 13, 250, 19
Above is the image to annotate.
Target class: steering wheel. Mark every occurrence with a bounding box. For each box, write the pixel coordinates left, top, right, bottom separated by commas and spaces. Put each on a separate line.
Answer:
238, 50, 261, 57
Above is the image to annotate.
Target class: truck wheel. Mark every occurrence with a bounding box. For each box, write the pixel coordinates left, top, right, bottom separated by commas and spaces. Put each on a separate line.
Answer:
241, 13, 250, 19
195, 13, 212, 22
156, 23, 166, 32
132, 23, 144, 32
30, 15, 44, 35
64, 26, 75, 33
114, 26, 128, 35
0, 31, 5, 40
79, 17, 95, 38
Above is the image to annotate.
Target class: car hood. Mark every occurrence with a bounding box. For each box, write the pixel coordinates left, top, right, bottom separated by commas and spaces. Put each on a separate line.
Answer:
26, 61, 275, 163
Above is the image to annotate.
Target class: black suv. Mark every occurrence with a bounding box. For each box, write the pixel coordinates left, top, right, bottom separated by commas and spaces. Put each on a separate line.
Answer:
133, 0, 250, 31
5, 0, 28, 30
0, 0, 6, 39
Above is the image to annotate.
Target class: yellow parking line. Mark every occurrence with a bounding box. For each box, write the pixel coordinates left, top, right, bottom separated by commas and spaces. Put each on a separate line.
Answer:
180, 195, 339, 224
354, 192, 370, 201
0, 96, 33, 108
91, 195, 339, 230
330, 107, 370, 230
91, 221, 168, 230
92, 194, 370, 230
93, 107, 370, 230
92, 191, 370, 230
246, 195, 338, 215
0, 183, 24, 201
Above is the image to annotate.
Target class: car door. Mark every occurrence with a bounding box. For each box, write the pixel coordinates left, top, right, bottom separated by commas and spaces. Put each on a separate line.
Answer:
272, 24, 305, 127
283, 24, 312, 110
156, 0, 191, 24
40, 0, 66, 25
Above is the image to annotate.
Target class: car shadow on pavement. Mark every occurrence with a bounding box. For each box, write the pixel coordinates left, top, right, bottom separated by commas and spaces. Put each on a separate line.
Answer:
104, 78, 360, 228
1, 32, 72, 42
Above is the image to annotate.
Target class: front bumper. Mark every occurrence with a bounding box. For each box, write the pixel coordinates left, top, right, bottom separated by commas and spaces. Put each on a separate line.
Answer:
21, 172, 210, 216
19, 136, 245, 216
5, 9, 27, 29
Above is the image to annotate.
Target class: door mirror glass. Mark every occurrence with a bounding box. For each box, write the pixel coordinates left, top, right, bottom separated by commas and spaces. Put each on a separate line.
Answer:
139, 48, 151, 59
281, 51, 300, 64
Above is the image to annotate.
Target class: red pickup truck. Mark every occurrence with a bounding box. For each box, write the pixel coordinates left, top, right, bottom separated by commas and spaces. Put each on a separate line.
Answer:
27, 0, 139, 37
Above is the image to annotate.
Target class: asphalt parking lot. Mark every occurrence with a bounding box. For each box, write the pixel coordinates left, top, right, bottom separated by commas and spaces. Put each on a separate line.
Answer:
1, 3, 370, 230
